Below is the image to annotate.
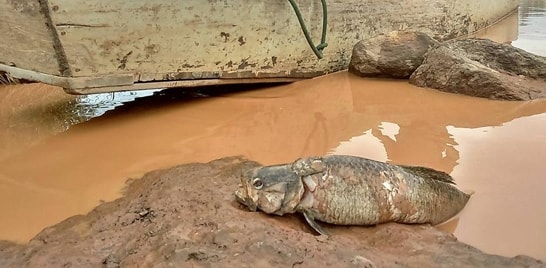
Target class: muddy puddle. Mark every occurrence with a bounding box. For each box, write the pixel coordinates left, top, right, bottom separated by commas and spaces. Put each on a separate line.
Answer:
1, 0, 546, 262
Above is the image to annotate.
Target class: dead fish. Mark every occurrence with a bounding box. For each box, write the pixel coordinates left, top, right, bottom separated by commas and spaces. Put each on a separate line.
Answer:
234, 155, 471, 235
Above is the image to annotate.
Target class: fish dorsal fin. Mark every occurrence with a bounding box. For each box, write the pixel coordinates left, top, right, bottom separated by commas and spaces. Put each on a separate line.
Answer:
398, 165, 455, 184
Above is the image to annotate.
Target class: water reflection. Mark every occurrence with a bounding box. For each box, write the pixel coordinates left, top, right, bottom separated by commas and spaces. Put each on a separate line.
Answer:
519, 0, 546, 22
1, 72, 546, 261
471, 9, 519, 44
74, 89, 160, 118
513, 0, 546, 55
447, 115, 546, 259
0, 85, 159, 160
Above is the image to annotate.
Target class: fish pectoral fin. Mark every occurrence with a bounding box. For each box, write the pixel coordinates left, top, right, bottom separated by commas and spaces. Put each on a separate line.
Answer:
302, 210, 329, 236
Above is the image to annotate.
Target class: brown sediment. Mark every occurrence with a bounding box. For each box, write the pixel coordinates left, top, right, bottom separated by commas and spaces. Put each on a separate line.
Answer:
1, 157, 543, 267
0, 71, 546, 260
0, 83, 74, 160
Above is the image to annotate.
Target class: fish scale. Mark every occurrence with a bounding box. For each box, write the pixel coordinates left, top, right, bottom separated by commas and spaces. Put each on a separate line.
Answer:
235, 155, 471, 235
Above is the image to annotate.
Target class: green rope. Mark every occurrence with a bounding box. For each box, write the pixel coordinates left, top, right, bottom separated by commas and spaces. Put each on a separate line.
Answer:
287, 0, 328, 59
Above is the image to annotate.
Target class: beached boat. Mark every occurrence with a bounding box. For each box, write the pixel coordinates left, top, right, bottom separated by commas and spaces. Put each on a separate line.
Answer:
1, 0, 518, 94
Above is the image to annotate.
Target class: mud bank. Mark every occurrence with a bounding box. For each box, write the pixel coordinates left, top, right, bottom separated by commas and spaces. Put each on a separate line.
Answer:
0, 158, 542, 267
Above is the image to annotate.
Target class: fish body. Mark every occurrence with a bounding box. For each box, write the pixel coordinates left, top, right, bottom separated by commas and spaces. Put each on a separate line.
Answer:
235, 155, 471, 235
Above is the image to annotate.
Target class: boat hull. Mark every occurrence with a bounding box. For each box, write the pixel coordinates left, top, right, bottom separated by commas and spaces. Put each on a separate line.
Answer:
0, 0, 519, 94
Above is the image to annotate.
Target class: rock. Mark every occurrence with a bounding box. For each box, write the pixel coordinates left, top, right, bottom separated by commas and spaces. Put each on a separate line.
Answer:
409, 38, 546, 100
349, 31, 439, 79
350, 255, 377, 267
0, 157, 544, 267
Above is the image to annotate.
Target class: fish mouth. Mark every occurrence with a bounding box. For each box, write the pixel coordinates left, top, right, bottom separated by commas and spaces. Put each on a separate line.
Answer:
234, 183, 257, 212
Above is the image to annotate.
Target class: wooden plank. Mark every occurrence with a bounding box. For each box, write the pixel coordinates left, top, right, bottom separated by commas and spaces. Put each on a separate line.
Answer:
0, 63, 299, 94
0, 0, 60, 75
65, 77, 303, 95
47, 0, 518, 81
0, 64, 133, 89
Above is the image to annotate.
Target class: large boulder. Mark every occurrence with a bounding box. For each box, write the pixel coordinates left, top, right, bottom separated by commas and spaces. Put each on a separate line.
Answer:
409, 38, 546, 100
0, 157, 544, 267
349, 31, 439, 79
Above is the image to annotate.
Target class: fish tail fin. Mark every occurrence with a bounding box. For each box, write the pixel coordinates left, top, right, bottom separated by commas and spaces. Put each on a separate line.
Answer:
398, 165, 455, 184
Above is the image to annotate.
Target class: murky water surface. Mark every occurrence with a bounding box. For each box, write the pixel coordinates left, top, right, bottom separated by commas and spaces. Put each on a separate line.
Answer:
513, 0, 546, 54
1, 0, 545, 261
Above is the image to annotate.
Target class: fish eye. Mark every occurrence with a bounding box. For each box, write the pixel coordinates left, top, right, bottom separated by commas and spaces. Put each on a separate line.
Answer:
252, 178, 264, 189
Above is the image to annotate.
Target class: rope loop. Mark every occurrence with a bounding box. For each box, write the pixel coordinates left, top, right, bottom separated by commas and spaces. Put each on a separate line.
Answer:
287, 0, 328, 59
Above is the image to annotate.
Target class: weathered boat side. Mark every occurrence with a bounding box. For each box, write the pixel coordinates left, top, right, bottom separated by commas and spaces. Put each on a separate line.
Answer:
0, 0, 519, 94
0, 0, 59, 75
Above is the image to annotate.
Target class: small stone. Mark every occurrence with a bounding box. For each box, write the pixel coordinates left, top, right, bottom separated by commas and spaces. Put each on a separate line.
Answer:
138, 210, 150, 217
350, 255, 376, 268
315, 234, 329, 243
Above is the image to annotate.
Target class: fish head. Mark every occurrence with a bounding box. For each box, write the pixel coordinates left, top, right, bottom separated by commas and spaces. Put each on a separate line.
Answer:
235, 164, 304, 215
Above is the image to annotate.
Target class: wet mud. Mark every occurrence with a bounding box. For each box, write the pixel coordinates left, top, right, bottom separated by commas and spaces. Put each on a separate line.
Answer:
0, 157, 543, 267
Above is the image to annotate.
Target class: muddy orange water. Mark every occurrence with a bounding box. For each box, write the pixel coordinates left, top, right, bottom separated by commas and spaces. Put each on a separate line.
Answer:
2, 2, 546, 262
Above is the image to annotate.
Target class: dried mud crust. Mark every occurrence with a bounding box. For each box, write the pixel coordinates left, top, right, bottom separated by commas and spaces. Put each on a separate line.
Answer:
0, 157, 543, 267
